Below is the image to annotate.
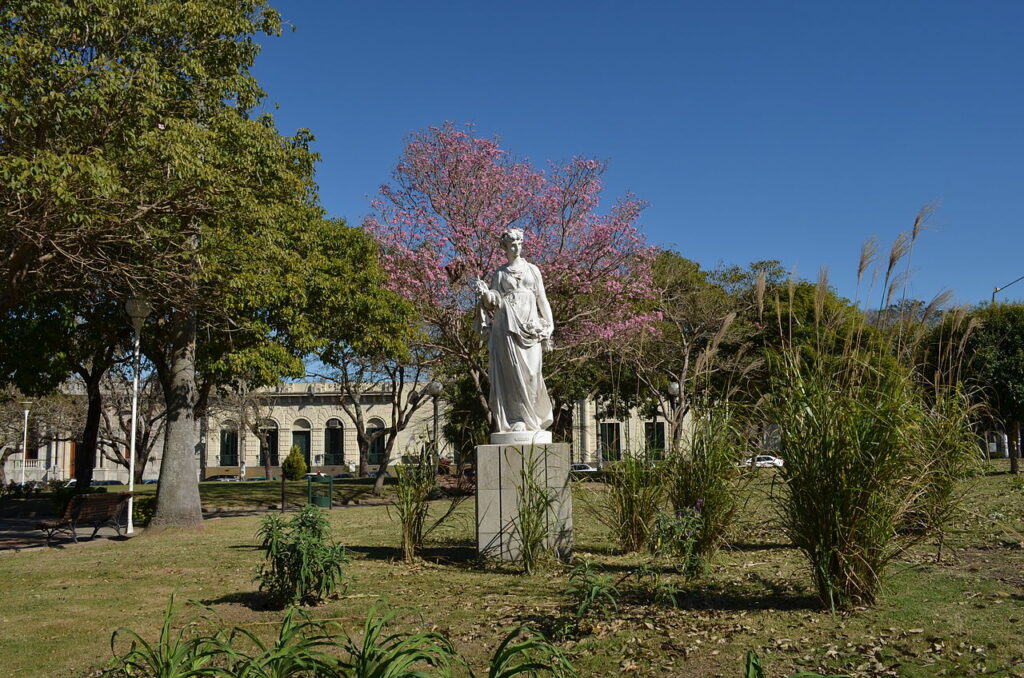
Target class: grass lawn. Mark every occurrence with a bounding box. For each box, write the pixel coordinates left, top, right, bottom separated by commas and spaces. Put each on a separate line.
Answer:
1, 463, 1023, 677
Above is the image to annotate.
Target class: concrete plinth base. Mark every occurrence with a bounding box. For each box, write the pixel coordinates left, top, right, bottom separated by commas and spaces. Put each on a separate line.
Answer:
475, 443, 573, 562
489, 431, 552, 445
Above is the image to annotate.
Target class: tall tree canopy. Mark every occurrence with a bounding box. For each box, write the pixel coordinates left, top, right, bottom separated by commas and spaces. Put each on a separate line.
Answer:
366, 123, 657, 425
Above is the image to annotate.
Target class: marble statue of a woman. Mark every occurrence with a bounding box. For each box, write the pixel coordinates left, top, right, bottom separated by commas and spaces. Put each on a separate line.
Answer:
474, 228, 554, 443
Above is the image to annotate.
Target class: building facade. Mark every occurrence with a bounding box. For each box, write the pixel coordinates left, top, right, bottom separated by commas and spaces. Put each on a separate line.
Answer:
4, 381, 675, 483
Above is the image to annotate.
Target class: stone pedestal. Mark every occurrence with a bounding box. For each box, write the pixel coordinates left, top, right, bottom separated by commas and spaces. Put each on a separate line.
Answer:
475, 443, 573, 562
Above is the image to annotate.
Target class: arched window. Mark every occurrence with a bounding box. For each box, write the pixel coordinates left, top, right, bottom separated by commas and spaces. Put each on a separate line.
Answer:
292, 418, 312, 466
219, 422, 239, 466
258, 420, 279, 467
367, 418, 387, 467
325, 418, 344, 466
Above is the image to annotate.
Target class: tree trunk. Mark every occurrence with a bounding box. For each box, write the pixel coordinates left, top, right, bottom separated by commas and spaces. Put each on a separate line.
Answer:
1010, 421, 1020, 475
151, 308, 204, 528
357, 434, 369, 477
74, 371, 104, 488
372, 432, 398, 496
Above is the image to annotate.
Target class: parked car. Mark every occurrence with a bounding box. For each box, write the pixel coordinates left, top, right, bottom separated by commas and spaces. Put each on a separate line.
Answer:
246, 476, 268, 482
205, 474, 239, 482
740, 455, 784, 469
570, 463, 598, 473
303, 472, 327, 479
141, 479, 159, 485
331, 473, 352, 479
367, 470, 391, 479
90, 479, 124, 486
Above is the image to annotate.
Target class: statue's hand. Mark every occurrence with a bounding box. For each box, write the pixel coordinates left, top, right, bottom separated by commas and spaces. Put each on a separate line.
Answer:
542, 338, 554, 353
473, 279, 489, 297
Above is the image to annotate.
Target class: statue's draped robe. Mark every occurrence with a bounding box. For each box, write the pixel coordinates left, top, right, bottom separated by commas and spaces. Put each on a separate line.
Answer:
476, 260, 554, 433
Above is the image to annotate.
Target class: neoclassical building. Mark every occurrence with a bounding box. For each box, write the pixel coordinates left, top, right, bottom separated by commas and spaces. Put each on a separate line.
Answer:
4, 381, 673, 483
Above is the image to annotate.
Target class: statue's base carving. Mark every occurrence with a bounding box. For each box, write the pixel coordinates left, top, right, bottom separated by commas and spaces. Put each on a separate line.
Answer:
489, 430, 552, 445
475, 442, 572, 562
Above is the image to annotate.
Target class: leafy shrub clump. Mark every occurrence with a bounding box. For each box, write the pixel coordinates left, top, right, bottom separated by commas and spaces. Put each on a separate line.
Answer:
666, 399, 747, 563
564, 560, 619, 619
132, 495, 157, 527
109, 596, 577, 677
648, 508, 704, 577
596, 455, 664, 553
256, 505, 348, 607
281, 445, 307, 481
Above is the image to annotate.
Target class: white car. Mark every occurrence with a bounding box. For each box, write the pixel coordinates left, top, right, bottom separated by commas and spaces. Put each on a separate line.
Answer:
570, 463, 598, 473
742, 455, 784, 469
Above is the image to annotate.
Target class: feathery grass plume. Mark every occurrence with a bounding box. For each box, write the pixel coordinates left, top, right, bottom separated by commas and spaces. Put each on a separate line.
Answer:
885, 269, 911, 309
921, 289, 954, 325
857, 236, 878, 287
912, 203, 935, 242
786, 272, 796, 347
755, 271, 766, 322
693, 312, 735, 378
814, 267, 829, 326
881, 232, 912, 311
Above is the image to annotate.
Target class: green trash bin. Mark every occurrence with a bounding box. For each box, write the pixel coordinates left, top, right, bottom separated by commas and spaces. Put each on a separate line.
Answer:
307, 475, 333, 508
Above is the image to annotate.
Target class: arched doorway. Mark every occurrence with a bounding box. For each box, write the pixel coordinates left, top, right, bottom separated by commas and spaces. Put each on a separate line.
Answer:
292, 418, 312, 466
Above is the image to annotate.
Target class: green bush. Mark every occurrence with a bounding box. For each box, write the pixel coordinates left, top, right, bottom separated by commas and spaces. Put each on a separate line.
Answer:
564, 560, 619, 618
596, 455, 664, 553
765, 346, 935, 609
667, 399, 748, 562
132, 495, 157, 527
281, 445, 307, 481
256, 505, 348, 607
648, 508, 704, 577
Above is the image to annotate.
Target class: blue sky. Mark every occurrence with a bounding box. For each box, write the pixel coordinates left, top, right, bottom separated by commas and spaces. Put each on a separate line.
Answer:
251, 1, 1024, 308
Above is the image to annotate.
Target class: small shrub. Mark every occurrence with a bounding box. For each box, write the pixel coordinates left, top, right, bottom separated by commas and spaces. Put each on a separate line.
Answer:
339, 604, 457, 677
109, 596, 578, 678
564, 560, 619, 618
255, 505, 348, 607
597, 455, 664, 552
281, 445, 307, 481
132, 495, 157, 527
648, 507, 704, 577
109, 594, 223, 678
667, 399, 747, 561
392, 446, 436, 562
633, 563, 681, 608
515, 448, 558, 574
481, 625, 578, 678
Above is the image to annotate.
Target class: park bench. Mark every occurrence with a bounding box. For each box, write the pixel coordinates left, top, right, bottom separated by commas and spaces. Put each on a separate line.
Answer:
36, 492, 132, 546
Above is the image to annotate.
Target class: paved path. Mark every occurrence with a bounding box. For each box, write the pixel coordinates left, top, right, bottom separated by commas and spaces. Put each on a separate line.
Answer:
0, 516, 136, 552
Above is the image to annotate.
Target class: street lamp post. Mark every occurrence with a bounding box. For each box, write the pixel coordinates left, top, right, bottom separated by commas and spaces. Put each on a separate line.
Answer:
19, 401, 31, 486
124, 297, 153, 535
993, 274, 1024, 304
424, 381, 443, 471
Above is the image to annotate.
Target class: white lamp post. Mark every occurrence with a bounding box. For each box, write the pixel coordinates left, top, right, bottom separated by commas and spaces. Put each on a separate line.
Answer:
125, 297, 153, 534
19, 401, 32, 486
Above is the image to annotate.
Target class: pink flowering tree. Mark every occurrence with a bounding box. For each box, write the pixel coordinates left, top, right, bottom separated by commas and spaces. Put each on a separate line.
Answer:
366, 123, 658, 426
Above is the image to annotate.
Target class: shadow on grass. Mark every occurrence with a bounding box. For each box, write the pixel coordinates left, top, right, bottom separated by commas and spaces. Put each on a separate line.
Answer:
344, 544, 478, 566
201, 590, 275, 610
727, 541, 798, 552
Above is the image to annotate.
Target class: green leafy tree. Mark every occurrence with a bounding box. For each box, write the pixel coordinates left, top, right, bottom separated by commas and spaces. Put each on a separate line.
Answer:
963, 303, 1024, 474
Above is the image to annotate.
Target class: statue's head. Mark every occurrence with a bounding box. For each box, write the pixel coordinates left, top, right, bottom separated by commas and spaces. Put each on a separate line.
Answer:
500, 228, 524, 250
